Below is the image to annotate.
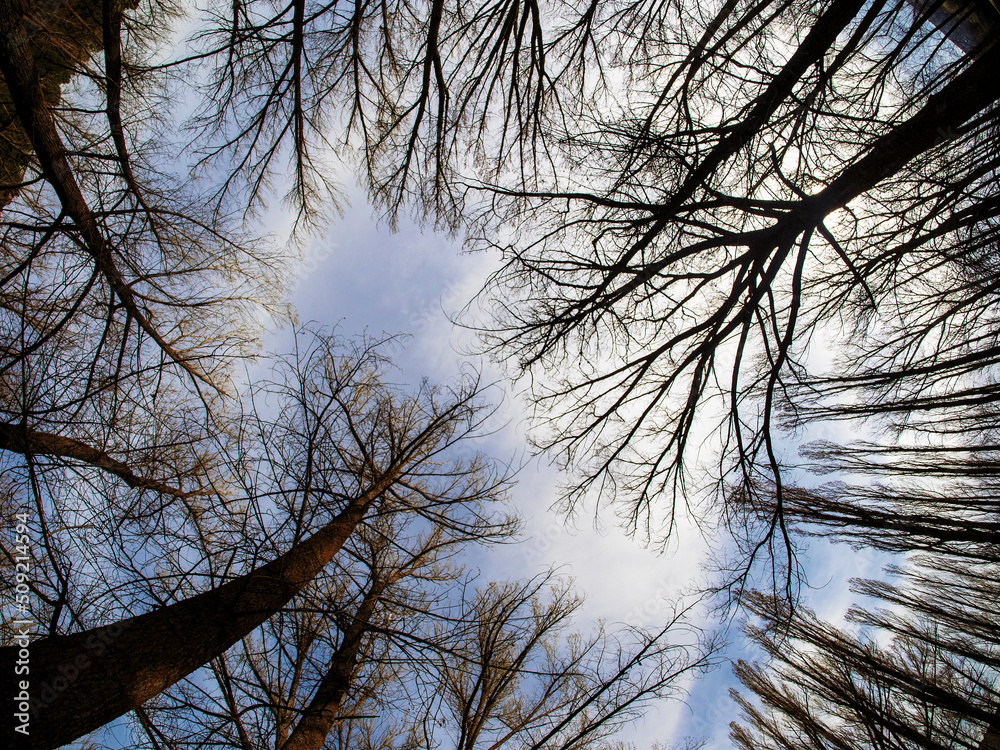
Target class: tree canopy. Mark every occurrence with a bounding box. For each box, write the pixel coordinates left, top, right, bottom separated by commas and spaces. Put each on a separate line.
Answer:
1, 0, 999, 748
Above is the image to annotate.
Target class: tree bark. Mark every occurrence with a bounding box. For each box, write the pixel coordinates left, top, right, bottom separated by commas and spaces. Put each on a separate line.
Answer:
279, 578, 386, 750
0, 474, 393, 750
0, 421, 191, 498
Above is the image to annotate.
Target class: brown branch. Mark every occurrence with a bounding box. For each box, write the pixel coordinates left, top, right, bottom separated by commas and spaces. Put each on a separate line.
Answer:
0, 0, 217, 390
0, 420, 193, 498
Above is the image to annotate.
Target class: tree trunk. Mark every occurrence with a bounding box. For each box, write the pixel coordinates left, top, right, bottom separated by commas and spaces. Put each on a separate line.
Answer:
280, 579, 385, 750
905, 0, 997, 53
0, 476, 392, 750
0, 0, 105, 207
980, 709, 1000, 750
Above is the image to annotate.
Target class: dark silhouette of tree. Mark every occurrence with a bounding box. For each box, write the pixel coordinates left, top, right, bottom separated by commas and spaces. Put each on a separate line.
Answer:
177, 0, 612, 225
731, 575, 1000, 750
0, 0, 275, 387
5, 0, 997, 589
0, 327, 713, 750
0, 330, 513, 749
471, 7, 1000, 574
730, 476, 1000, 563
726, 403, 1000, 749
4, 0, 997, 554
905, 0, 996, 52
0, 0, 111, 206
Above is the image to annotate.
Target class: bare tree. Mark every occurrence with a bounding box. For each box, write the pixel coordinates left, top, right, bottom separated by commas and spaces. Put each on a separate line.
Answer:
132, 498, 515, 750
126, 564, 713, 750
8, 0, 998, 587
0, 329, 514, 749
731, 582, 1000, 750
411, 0, 1000, 611
5, 1, 1000, 748
725, 412, 1000, 750
177, 0, 611, 225
420, 579, 713, 750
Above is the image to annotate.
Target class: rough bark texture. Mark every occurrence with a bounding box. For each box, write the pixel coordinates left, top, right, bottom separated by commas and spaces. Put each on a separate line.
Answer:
0, 0, 103, 206
0, 475, 392, 749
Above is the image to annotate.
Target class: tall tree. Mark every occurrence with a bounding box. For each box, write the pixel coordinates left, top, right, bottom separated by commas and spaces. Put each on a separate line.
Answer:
5, 0, 1000, 748
7, 0, 997, 586
727, 417, 1000, 750
0, 329, 512, 749
129, 565, 712, 750
731, 578, 1000, 750
468, 2, 1000, 571
130, 472, 517, 750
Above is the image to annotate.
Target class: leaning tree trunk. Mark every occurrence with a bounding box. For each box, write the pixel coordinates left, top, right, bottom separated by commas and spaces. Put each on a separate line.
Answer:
280, 577, 388, 750
0, 476, 392, 750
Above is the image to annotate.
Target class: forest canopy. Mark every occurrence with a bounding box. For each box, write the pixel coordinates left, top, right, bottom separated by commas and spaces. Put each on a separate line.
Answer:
0, 0, 998, 748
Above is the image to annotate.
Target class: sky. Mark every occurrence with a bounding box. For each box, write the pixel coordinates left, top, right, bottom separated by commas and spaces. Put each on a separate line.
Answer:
16, 2, 972, 748
280, 184, 716, 610
67, 47, 899, 745
279, 185, 713, 744
71, 99, 898, 750
271, 181, 892, 750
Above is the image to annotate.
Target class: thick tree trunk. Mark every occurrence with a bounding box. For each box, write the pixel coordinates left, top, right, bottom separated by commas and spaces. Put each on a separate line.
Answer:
981, 721, 1000, 750
0, 475, 392, 750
